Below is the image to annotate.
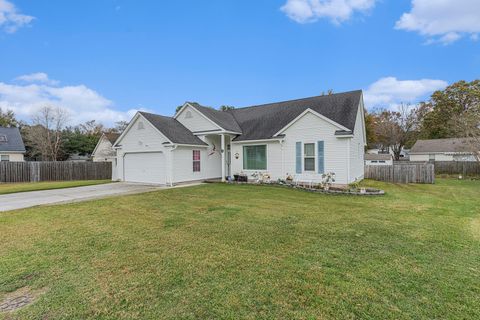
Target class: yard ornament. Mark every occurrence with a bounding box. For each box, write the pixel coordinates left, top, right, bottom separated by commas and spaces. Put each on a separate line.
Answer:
208, 143, 218, 156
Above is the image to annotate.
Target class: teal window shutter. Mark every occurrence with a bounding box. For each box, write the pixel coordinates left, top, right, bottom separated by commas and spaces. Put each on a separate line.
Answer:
317, 141, 324, 174
296, 142, 302, 173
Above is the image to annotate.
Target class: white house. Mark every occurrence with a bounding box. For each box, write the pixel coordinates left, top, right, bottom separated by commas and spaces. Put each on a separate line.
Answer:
364, 153, 393, 166
410, 138, 479, 162
0, 127, 25, 162
113, 90, 367, 185
366, 145, 409, 160
92, 133, 121, 162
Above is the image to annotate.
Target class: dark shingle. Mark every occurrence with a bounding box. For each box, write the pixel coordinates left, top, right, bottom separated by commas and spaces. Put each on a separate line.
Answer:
139, 112, 207, 146
105, 133, 121, 145
229, 90, 362, 141
365, 153, 392, 161
188, 103, 243, 133
0, 127, 25, 152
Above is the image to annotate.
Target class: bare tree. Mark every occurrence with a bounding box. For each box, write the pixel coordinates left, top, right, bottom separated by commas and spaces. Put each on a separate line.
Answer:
27, 106, 69, 161
452, 105, 480, 161
374, 104, 417, 160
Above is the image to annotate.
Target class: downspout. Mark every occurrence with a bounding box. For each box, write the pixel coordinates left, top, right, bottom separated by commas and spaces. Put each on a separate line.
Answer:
347, 139, 351, 183
168, 145, 177, 187
280, 137, 286, 178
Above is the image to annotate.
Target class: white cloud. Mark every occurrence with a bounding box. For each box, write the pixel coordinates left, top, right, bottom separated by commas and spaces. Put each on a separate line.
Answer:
15, 72, 59, 86
281, 0, 376, 24
395, 0, 480, 44
0, 0, 34, 33
364, 77, 448, 109
0, 74, 139, 126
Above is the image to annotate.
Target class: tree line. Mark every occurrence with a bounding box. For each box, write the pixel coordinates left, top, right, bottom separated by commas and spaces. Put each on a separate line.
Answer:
365, 80, 480, 161
0, 106, 128, 161
2, 80, 479, 162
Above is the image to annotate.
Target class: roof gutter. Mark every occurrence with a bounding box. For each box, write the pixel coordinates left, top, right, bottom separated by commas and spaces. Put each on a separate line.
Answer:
231, 137, 285, 144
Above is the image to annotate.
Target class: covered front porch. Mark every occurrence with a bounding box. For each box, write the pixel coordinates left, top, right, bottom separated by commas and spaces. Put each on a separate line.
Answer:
202, 133, 234, 182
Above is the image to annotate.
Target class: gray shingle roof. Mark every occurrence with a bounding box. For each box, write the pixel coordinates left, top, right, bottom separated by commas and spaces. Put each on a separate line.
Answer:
139, 112, 207, 146
229, 90, 362, 141
0, 127, 25, 152
188, 103, 243, 133
410, 138, 477, 154
137, 91, 362, 145
365, 153, 392, 161
105, 133, 120, 144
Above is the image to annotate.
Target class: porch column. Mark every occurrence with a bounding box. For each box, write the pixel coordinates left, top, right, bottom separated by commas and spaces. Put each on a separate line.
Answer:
221, 134, 226, 182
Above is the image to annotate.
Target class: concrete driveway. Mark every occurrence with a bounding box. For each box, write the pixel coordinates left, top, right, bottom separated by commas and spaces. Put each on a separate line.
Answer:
0, 183, 163, 212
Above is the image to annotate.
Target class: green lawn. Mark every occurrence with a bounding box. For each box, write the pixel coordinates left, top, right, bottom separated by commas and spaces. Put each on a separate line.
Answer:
0, 180, 112, 195
0, 179, 479, 319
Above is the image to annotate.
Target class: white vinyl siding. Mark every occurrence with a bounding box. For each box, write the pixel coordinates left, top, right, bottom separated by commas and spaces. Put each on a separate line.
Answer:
92, 136, 115, 162
176, 105, 220, 132
171, 135, 222, 183
0, 153, 24, 162
348, 100, 366, 182
283, 112, 349, 184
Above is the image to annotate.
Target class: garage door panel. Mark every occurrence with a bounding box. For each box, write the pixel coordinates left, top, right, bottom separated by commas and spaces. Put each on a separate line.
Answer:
124, 152, 165, 184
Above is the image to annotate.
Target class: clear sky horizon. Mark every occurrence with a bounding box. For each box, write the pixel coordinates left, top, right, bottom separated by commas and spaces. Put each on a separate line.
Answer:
0, 0, 479, 125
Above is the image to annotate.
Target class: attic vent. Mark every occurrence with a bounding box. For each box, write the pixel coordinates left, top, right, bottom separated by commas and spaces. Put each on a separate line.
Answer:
137, 121, 145, 130
185, 111, 193, 119
0, 135, 7, 143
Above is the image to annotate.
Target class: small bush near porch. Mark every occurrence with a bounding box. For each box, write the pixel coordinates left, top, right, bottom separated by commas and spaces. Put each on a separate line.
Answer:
0, 179, 479, 319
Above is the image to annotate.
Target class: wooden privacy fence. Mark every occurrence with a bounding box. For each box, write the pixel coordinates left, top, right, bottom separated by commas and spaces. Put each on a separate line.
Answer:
434, 161, 480, 176
365, 163, 435, 184
0, 162, 112, 183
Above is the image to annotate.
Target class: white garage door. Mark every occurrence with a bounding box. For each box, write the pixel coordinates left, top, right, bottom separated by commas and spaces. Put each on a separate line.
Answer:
124, 152, 166, 184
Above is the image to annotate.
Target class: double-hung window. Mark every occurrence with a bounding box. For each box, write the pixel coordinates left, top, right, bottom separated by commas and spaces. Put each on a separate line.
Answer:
243, 145, 267, 170
0, 155, 9, 162
304, 143, 315, 171
193, 150, 201, 172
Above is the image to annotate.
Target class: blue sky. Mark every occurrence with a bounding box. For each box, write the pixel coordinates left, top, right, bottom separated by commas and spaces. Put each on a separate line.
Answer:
0, 0, 479, 125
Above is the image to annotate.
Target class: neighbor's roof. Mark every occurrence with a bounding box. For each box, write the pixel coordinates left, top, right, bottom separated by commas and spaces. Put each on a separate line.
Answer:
410, 138, 477, 154
365, 153, 392, 161
0, 127, 26, 152
139, 112, 207, 146
228, 90, 362, 141
104, 132, 121, 145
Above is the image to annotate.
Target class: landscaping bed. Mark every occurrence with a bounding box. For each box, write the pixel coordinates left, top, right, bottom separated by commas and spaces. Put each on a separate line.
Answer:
220, 173, 385, 196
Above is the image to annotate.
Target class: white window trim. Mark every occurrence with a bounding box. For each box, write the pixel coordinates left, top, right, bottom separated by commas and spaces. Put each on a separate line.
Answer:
193, 150, 201, 173
242, 144, 268, 171
303, 142, 316, 172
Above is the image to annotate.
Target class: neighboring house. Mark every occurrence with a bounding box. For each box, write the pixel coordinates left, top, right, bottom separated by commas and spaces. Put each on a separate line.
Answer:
0, 127, 26, 162
365, 153, 393, 166
67, 153, 91, 162
92, 133, 121, 162
366, 145, 409, 159
410, 138, 479, 162
113, 90, 367, 185
366, 144, 391, 155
